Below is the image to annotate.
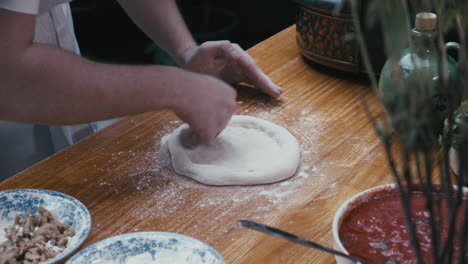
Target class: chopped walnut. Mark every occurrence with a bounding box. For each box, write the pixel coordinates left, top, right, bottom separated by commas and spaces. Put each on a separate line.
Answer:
0, 206, 75, 264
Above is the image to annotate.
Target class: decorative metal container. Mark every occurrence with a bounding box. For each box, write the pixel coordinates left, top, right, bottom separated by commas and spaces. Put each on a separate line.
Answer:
294, 0, 385, 73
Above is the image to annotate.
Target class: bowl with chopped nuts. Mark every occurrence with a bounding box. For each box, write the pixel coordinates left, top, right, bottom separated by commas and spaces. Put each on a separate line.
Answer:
0, 189, 91, 264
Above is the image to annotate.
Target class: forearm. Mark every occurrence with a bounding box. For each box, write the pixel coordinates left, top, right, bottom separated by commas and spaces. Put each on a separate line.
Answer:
0, 7, 238, 143
1, 43, 191, 125
117, 0, 197, 66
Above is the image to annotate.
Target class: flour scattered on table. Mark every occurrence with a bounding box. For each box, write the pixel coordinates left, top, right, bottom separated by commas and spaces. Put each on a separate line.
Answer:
116, 115, 334, 223
93, 112, 364, 244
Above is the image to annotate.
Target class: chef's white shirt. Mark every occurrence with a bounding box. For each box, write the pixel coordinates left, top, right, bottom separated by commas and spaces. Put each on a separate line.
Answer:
0, 0, 119, 180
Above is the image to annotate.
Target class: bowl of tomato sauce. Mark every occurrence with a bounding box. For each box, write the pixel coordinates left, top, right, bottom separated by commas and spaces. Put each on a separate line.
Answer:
332, 184, 467, 264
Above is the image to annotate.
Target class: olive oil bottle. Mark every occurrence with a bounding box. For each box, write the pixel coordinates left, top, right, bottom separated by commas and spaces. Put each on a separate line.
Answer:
378, 12, 460, 146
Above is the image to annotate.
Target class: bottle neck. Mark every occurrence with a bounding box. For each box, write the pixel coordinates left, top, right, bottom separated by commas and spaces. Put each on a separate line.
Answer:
411, 28, 438, 56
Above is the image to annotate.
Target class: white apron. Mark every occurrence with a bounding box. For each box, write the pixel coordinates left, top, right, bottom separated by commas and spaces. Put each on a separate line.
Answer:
0, 0, 119, 180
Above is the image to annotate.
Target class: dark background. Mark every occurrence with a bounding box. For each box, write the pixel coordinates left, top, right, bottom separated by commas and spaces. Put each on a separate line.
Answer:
70, 0, 297, 65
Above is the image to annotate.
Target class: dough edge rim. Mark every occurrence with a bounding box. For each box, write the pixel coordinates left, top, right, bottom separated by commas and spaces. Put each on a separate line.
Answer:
166, 115, 301, 186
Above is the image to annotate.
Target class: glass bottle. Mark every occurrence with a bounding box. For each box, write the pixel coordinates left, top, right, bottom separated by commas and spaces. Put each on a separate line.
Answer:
378, 12, 460, 145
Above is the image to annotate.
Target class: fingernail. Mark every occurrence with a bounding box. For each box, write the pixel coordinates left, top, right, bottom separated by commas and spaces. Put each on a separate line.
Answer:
273, 86, 283, 97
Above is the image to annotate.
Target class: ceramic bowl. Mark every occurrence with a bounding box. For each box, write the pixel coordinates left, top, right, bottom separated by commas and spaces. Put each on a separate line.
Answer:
0, 188, 91, 264
66, 232, 225, 264
332, 184, 396, 264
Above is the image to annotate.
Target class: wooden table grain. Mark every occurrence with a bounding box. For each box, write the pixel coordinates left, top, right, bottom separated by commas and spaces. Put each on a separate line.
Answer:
0, 26, 394, 263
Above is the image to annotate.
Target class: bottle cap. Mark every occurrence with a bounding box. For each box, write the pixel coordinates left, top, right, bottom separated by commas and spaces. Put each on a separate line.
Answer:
415, 12, 437, 31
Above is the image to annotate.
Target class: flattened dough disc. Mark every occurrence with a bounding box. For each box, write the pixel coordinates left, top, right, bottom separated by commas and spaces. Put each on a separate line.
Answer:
165, 115, 300, 186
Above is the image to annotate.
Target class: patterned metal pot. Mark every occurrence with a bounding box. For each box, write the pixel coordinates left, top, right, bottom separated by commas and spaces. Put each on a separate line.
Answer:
294, 0, 385, 73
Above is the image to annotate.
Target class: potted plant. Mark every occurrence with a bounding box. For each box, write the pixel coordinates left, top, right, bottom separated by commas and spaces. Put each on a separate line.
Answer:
334, 1, 468, 263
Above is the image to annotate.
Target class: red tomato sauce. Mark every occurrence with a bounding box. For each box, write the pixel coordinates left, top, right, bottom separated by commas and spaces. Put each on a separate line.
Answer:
339, 190, 466, 263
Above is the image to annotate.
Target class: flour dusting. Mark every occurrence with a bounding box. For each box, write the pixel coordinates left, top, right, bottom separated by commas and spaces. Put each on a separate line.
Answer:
91, 110, 381, 244
96, 116, 338, 212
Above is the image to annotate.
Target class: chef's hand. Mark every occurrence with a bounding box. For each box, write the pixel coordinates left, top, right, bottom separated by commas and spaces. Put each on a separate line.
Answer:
179, 41, 283, 98
172, 72, 237, 147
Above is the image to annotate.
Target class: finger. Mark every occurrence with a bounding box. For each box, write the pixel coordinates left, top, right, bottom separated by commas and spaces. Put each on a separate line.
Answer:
215, 89, 237, 137
231, 43, 283, 98
191, 111, 232, 146
219, 99, 236, 131
179, 127, 201, 149
215, 115, 231, 138
231, 43, 282, 96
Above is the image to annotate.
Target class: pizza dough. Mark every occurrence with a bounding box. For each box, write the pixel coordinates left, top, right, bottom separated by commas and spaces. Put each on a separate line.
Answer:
164, 115, 300, 186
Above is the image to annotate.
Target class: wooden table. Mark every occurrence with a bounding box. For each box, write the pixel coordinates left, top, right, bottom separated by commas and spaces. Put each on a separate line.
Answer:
0, 26, 393, 263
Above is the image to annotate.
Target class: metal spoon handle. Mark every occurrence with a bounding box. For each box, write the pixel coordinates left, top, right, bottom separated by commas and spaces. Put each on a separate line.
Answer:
238, 220, 372, 264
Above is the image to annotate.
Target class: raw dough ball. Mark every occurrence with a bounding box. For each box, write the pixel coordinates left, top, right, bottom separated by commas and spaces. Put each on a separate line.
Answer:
164, 115, 300, 185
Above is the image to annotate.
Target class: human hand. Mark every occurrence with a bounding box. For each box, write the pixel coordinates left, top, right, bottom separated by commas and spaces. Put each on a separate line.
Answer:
180, 41, 283, 98
170, 71, 237, 146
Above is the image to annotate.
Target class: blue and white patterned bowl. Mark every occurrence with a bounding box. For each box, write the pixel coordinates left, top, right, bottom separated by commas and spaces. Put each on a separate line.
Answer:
0, 188, 91, 263
66, 232, 225, 264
